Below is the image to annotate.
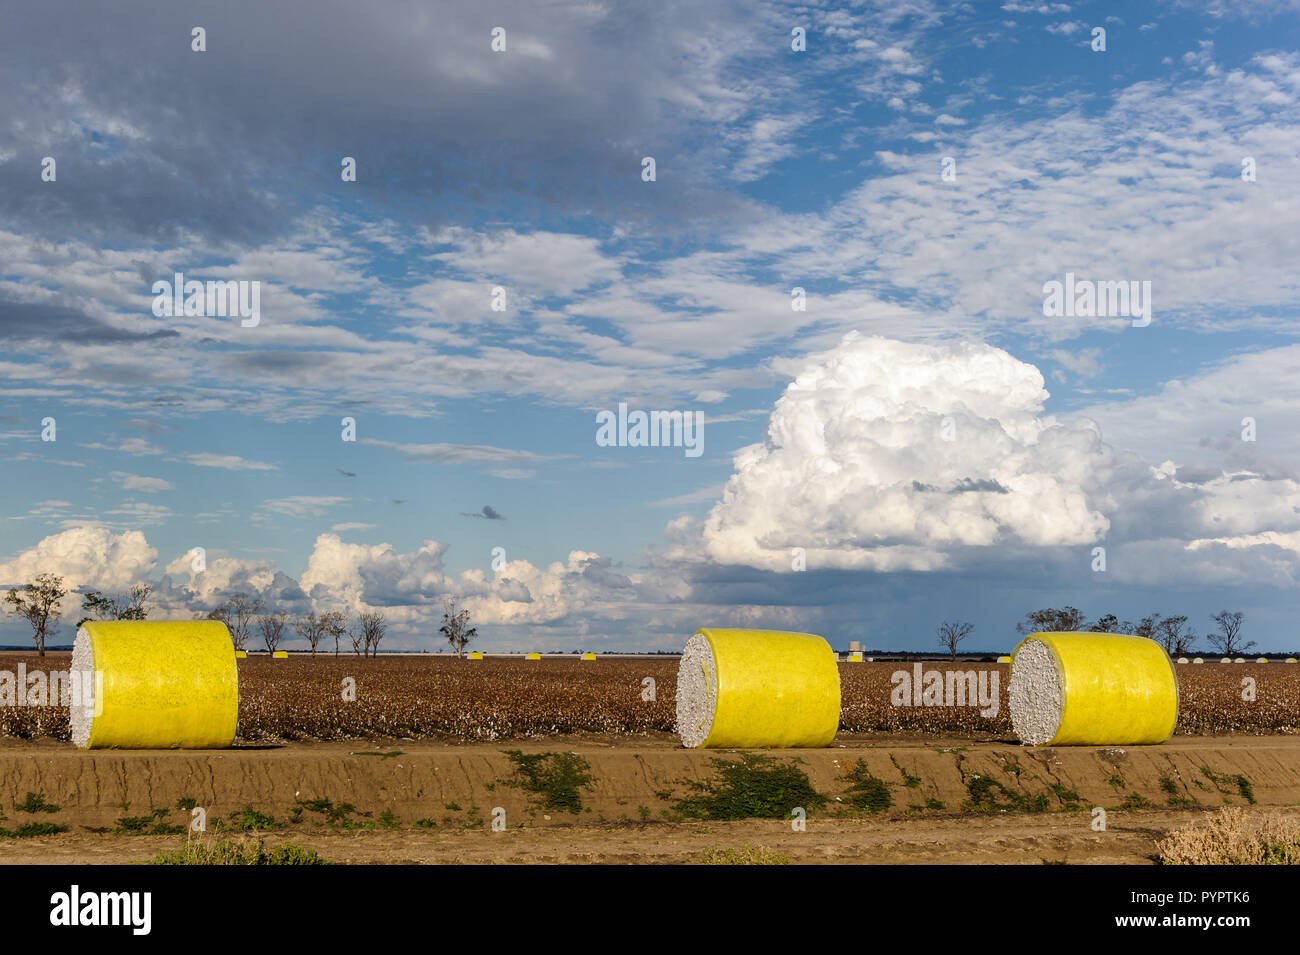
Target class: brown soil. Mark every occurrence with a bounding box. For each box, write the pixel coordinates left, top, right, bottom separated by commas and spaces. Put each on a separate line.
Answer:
1, 733, 1296, 864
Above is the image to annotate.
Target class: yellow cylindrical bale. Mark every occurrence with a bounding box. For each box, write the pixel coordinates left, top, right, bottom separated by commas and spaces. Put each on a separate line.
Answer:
675, 628, 840, 749
70, 621, 239, 749
1009, 632, 1178, 746
526, 652, 541, 660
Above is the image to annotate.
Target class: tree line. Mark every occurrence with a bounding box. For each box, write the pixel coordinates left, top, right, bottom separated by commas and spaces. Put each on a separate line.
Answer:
2, 573, 481, 658
937, 607, 1255, 657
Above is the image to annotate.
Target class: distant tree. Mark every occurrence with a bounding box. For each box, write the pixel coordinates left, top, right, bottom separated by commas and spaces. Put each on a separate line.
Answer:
4, 572, 68, 657
78, 583, 151, 627
359, 610, 386, 657
1016, 606, 1086, 635
937, 620, 974, 659
321, 610, 348, 657
1088, 613, 1121, 633
439, 595, 477, 658
294, 611, 328, 655
1207, 610, 1252, 656
1131, 614, 1161, 640
208, 593, 264, 651
258, 611, 289, 653
1155, 615, 1197, 656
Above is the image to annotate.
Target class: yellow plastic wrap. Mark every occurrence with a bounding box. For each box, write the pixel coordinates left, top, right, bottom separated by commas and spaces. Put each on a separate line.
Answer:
581, 652, 596, 661
678, 628, 840, 749
526, 652, 541, 660
1009, 632, 1178, 746
73, 621, 238, 749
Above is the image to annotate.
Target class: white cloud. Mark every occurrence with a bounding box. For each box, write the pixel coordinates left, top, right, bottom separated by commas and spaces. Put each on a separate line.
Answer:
185, 452, 278, 471
0, 526, 157, 593
700, 333, 1113, 572
260, 496, 348, 518
111, 471, 173, 493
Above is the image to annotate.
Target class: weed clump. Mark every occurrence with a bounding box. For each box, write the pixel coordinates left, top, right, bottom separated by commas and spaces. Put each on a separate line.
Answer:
147, 838, 329, 865
842, 761, 892, 814
700, 842, 790, 865
674, 754, 827, 821
501, 750, 594, 813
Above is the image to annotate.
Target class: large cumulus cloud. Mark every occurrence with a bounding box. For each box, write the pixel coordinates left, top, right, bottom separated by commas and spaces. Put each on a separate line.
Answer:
701, 333, 1115, 572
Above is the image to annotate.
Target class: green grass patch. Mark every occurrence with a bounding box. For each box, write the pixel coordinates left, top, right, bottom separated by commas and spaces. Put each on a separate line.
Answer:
218, 808, 280, 831
501, 750, 594, 814
1200, 768, 1257, 805
114, 808, 184, 835
842, 760, 893, 814
673, 754, 827, 821
0, 821, 68, 838
963, 775, 1049, 813
16, 792, 59, 814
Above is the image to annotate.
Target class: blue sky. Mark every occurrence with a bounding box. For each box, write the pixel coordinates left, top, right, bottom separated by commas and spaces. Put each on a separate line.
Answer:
2, 0, 1299, 652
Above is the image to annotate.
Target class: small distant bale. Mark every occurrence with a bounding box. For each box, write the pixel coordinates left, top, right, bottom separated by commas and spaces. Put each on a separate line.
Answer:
468, 651, 484, 660
847, 652, 863, 662
526, 652, 541, 660
273, 651, 288, 659
580, 652, 596, 661
1176, 657, 1189, 664
997, 655, 1012, 663
1192, 657, 1204, 664
235, 650, 247, 659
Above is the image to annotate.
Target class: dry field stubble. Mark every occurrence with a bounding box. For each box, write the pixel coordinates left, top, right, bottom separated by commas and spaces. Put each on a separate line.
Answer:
0, 654, 1296, 742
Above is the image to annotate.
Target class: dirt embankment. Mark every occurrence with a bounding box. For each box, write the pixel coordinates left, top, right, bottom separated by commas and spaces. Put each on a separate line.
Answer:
0, 734, 1296, 864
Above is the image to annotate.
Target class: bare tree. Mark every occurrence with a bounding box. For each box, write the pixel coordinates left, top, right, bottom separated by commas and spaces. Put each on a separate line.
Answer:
1208, 610, 1253, 656
359, 609, 386, 657
208, 593, 264, 651
259, 611, 289, 653
78, 583, 151, 626
294, 611, 328, 655
4, 572, 68, 657
1156, 615, 1197, 656
321, 610, 348, 657
439, 595, 477, 658
937, 620, 974, 659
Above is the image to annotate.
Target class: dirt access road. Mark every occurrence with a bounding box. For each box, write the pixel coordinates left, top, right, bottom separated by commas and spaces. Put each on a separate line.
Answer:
0, 733, 1294, 863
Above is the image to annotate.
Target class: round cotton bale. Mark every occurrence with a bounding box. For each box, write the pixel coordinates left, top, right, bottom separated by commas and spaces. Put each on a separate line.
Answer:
526, 652, 541, 660
1008, 632, 1178, 747
847, 652, 863, 663
235, 650, 247, 659
1287, 658, 1298, 664
1256, 657, 1268, 664
1235, 657, 1246, 663
675, 628, 840, 749
997, 655, 1012, 663
581, 652, 596, 661
468, 651, 483, 660
69, 621, 238, 750
1221, 657, 1232, 663
272, 650, 288, 660
1177, 657, 1189, 664
1193, 657, 1204, 664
